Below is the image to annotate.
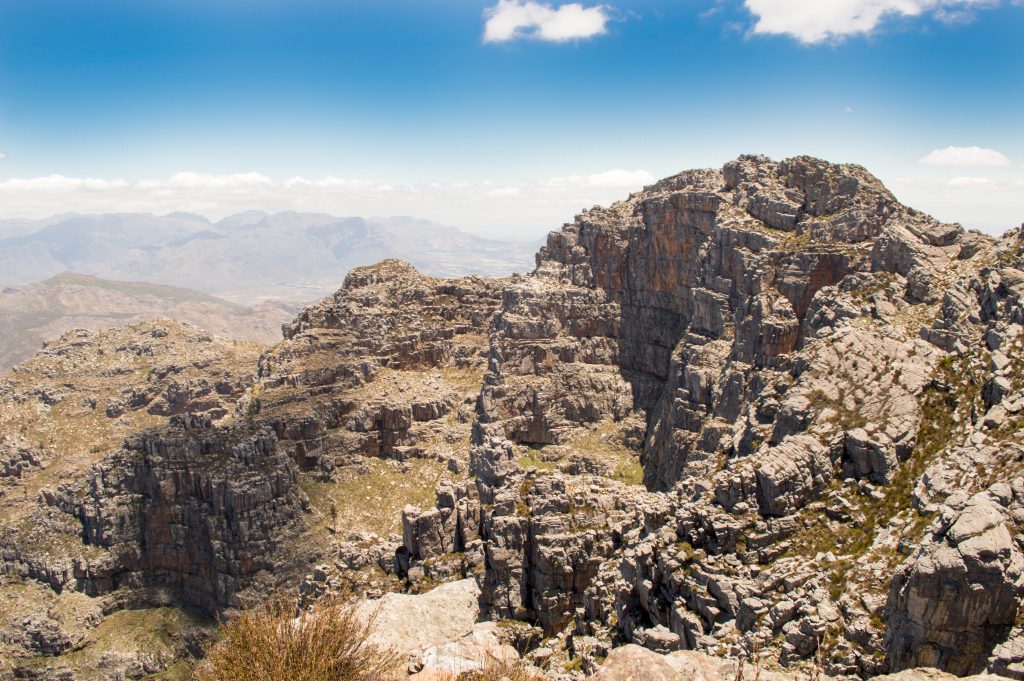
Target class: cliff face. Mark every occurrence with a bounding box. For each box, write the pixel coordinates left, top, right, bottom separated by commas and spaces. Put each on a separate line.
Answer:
60, 417, 304, 611
0, 323, 303, 679
4, 155, 1024, 680
4, 418, 303, 617
480, 155, 966, 491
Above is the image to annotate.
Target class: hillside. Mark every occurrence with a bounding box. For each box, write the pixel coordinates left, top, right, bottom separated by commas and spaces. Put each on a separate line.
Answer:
0, 320, 265, 679
2, 155, 1024, 680
0, 272, 296, 372
0, 212, 538, 303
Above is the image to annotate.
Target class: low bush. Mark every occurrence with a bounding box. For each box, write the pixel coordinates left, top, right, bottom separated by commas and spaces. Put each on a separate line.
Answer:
193, 595, 398, 681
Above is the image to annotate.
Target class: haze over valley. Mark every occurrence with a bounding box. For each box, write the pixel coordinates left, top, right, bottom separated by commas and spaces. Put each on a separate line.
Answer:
0, 211, 538, 304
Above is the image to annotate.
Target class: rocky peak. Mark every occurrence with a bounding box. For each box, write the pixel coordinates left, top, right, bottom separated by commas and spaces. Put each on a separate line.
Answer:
483, 155, 981, 492
403, 155, 1020, 677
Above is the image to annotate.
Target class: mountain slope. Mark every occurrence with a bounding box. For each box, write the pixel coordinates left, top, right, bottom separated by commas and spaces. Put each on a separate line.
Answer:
0, 212, 538, 303
3, 155, 1024, 679
0, 272, 296, 372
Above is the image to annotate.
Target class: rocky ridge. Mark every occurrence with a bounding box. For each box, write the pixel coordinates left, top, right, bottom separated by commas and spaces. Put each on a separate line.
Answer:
398, 155, 1024, 677
0, 321, 285, 678
2, 155, 1024, 680
0, 271, 297, 372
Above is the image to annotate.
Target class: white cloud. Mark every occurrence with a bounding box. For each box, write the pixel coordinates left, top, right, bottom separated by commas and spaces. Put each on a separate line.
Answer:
488, 186, 522, 197
546, 168, 654, 188
0, 167, 656, 240
946, 176, 1001, 189
918, 145, 1012, 167
744, 0, 1001, 44
134, 172, 273, 191
283, 176, 383, 191
889, 174, 1024, 233
0, 175, 129, 192
0, 151, 7, 160
483, 0, 609, 43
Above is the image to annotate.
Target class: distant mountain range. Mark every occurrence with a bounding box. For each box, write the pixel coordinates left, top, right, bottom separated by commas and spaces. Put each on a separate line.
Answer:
0, 212, 539, 304
0, 272, 297, 372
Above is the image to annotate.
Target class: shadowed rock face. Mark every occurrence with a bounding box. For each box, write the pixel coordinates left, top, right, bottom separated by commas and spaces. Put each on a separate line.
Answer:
480, 154, 955, 492
886, 488, 1024, 674
12, 416, 305, 615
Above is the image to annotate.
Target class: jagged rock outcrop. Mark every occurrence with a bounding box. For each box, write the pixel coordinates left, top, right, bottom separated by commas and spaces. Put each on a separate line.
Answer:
480, 155, 957, 493
401, 155, 1024, 678
255, 259, 505, 470
887, 486, 1024, 674
6, 416, 305, 614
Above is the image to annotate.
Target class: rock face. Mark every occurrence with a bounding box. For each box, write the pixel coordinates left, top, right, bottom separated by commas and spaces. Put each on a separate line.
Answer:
480, 155, 947, 492
255, 259, 504, 471
5, 416, 305, 615
5, 156, 1024, 679
0, 322, 283, 678
886, 487, 1024, 674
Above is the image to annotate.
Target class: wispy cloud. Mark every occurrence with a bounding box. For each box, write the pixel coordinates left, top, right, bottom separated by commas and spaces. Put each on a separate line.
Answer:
744, 0, 1003, 44
483, 0, 610, 43
946, 175, 999, 189
918, 145, 1013, 167
0, 175, 130, 191
546, 168, 654, 187
889, 173, 1024, 232
136, 171, 273, 190
0, 168, 655, 238
0, 151, 6, 160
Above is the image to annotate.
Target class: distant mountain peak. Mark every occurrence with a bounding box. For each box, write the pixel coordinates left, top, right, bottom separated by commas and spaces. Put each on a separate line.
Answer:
162, 211, 211, 223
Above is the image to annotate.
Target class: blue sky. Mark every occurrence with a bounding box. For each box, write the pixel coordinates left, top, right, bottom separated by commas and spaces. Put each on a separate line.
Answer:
0, 0, 1021, 238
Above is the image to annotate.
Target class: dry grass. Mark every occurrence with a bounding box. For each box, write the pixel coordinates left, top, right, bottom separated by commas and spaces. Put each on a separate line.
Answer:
194, 596, 399, 681
300, 457, 446, 537
569, 418, 646, 486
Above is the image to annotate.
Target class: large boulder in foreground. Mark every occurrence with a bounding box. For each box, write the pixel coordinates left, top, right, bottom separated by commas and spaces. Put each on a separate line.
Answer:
360, 579, 518, 677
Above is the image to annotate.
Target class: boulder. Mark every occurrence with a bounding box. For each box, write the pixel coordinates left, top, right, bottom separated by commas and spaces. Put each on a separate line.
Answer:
886, 491, 1024, 674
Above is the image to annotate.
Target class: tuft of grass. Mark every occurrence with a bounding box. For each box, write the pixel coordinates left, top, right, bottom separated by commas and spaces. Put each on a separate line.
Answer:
613, 459, 644, 486
515, 452, 556, 471
194, 595, 398, 681
300, 457, 445, 537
